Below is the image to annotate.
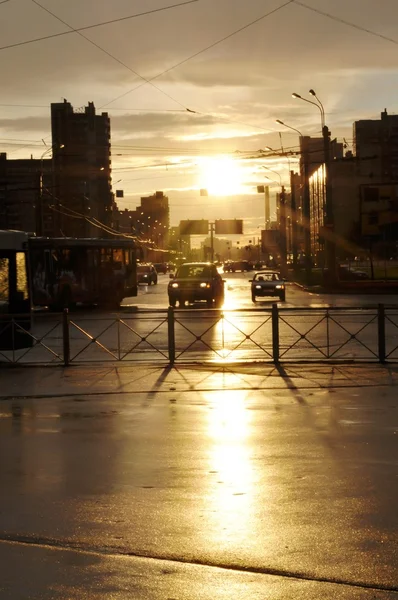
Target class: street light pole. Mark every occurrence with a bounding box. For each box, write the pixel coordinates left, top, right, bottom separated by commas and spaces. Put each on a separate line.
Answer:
37, 147, 52, 236
37, 144, 64, 236
262, 166, 287, 278
276, 120, 304, 274
209, 222, 215, 263
293, 91, 336, 283
308, 89, 336, 282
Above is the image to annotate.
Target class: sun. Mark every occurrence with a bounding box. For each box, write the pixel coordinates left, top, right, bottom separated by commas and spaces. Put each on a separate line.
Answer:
197, 156, 245, 196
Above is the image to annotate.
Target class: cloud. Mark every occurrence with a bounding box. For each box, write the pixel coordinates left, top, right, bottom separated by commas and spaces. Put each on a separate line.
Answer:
0, 116, 49, 133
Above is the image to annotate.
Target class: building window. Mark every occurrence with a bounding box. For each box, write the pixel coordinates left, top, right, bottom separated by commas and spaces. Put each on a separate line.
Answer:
363, 187, 379, 202
368, 213, 378, 225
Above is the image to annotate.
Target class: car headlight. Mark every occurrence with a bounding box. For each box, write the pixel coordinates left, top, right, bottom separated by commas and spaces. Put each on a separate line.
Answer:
275, 284, 284, 289
200, 282, 210, 288
255, 285, 262, 289
171, 282, 179, 288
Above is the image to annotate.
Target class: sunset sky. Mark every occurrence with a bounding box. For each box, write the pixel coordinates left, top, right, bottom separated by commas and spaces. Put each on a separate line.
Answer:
1, 0, 398, 241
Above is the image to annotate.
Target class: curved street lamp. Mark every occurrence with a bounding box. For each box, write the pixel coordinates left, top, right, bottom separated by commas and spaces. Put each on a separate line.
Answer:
292, 91, 336, 282
276, 119, 303, 139
261, 164, 282, 186
275, 120, 305, 272
309, 89, 325, 129
292, 92, 325, 128
261, 166, 287, 277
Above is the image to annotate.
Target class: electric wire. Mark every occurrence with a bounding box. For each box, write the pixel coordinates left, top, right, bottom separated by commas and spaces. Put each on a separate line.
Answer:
44, 188, 167, 251
293, 0, 398, 46
0, 0, 202, 52
0, 103, 188, 112
101, 0, 296, 107
30, 0, 192, 111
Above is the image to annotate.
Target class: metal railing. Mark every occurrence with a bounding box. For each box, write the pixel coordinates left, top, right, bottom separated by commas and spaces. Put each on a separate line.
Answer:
1, 304, 397, 366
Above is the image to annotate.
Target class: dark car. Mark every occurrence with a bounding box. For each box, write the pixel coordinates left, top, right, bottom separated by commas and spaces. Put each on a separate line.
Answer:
154, 262, 168, 274
231, 260, 251, 272
168, 262, 224, 307
250, 271, 286, 302
137, 263, 158, 285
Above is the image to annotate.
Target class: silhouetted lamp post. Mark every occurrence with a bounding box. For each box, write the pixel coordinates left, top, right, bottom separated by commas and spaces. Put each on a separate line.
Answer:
262, 166, 287, 278
37, 144, 64, 236
276, 119, 308, 277
292, 90, 336, 283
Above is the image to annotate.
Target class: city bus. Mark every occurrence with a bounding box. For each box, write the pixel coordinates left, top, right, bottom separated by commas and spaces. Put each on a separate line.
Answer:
0, 230, 32, 349
28, 237, 139, 310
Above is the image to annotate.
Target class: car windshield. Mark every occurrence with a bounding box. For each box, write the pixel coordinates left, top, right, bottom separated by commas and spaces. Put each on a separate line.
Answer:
137, 265, 150, 273
254, 273, 280, 281
176, 265, 212, 278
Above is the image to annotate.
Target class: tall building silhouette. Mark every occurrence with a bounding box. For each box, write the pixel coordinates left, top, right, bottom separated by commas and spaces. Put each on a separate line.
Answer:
51, 100, 112, 237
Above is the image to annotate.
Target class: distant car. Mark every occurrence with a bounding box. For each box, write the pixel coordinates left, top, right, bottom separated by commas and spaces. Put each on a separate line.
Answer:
231, 260, 251, 272
168, 262, 225, 307
250, 271, 286, 302
154, 262, 168, 274
137, 263, 158, 285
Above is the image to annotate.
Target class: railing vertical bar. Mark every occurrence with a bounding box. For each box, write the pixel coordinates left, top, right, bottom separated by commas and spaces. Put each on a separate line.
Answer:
168, 306, 175, 365
12, 317, 15, 364
378, 304, 386, 363
272, 303, 279, 364
62, 309, 70, 366
117, 317, 121, 361
326, 308, 330, 358
222, 311, 225, 354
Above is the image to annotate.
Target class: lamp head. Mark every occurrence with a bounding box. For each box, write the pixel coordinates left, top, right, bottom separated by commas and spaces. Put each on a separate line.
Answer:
292, 93, 301, 99
276, 119, 284, 125
309, 89, 316, 97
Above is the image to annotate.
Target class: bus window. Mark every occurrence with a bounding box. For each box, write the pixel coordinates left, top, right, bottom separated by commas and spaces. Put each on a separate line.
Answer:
0, 230, 32, 349
112, 249, 123, 271
0, 258, 9, 304
16, 252, 29, 301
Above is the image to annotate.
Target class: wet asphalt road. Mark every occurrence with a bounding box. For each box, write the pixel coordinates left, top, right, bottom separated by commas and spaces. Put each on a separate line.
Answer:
0, 364, 397, 598
124, 271, 398, 309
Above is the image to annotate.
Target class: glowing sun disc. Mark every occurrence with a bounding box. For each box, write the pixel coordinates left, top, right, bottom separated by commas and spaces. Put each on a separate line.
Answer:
198, 157, 245, 196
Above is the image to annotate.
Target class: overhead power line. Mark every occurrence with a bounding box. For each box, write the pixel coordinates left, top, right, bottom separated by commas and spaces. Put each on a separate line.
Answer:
0, 103, 188, 112
30, 0, 191, 111
102, 0, 296, 107
293, 0, 398, 45
0, 0, 202, 52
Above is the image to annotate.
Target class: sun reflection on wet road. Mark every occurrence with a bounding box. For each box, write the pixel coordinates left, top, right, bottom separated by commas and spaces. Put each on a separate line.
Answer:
205, 390, 254, 546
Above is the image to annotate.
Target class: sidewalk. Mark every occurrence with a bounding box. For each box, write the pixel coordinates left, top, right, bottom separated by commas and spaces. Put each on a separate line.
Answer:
1, 362, 397, 400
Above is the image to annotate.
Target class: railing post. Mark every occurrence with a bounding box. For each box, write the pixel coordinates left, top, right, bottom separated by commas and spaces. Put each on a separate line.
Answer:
168, 306, 175, 365
11, 317, 15, 363
62, 308, 70, 366
378, 303, 386, 364
272, 303, 279, 364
